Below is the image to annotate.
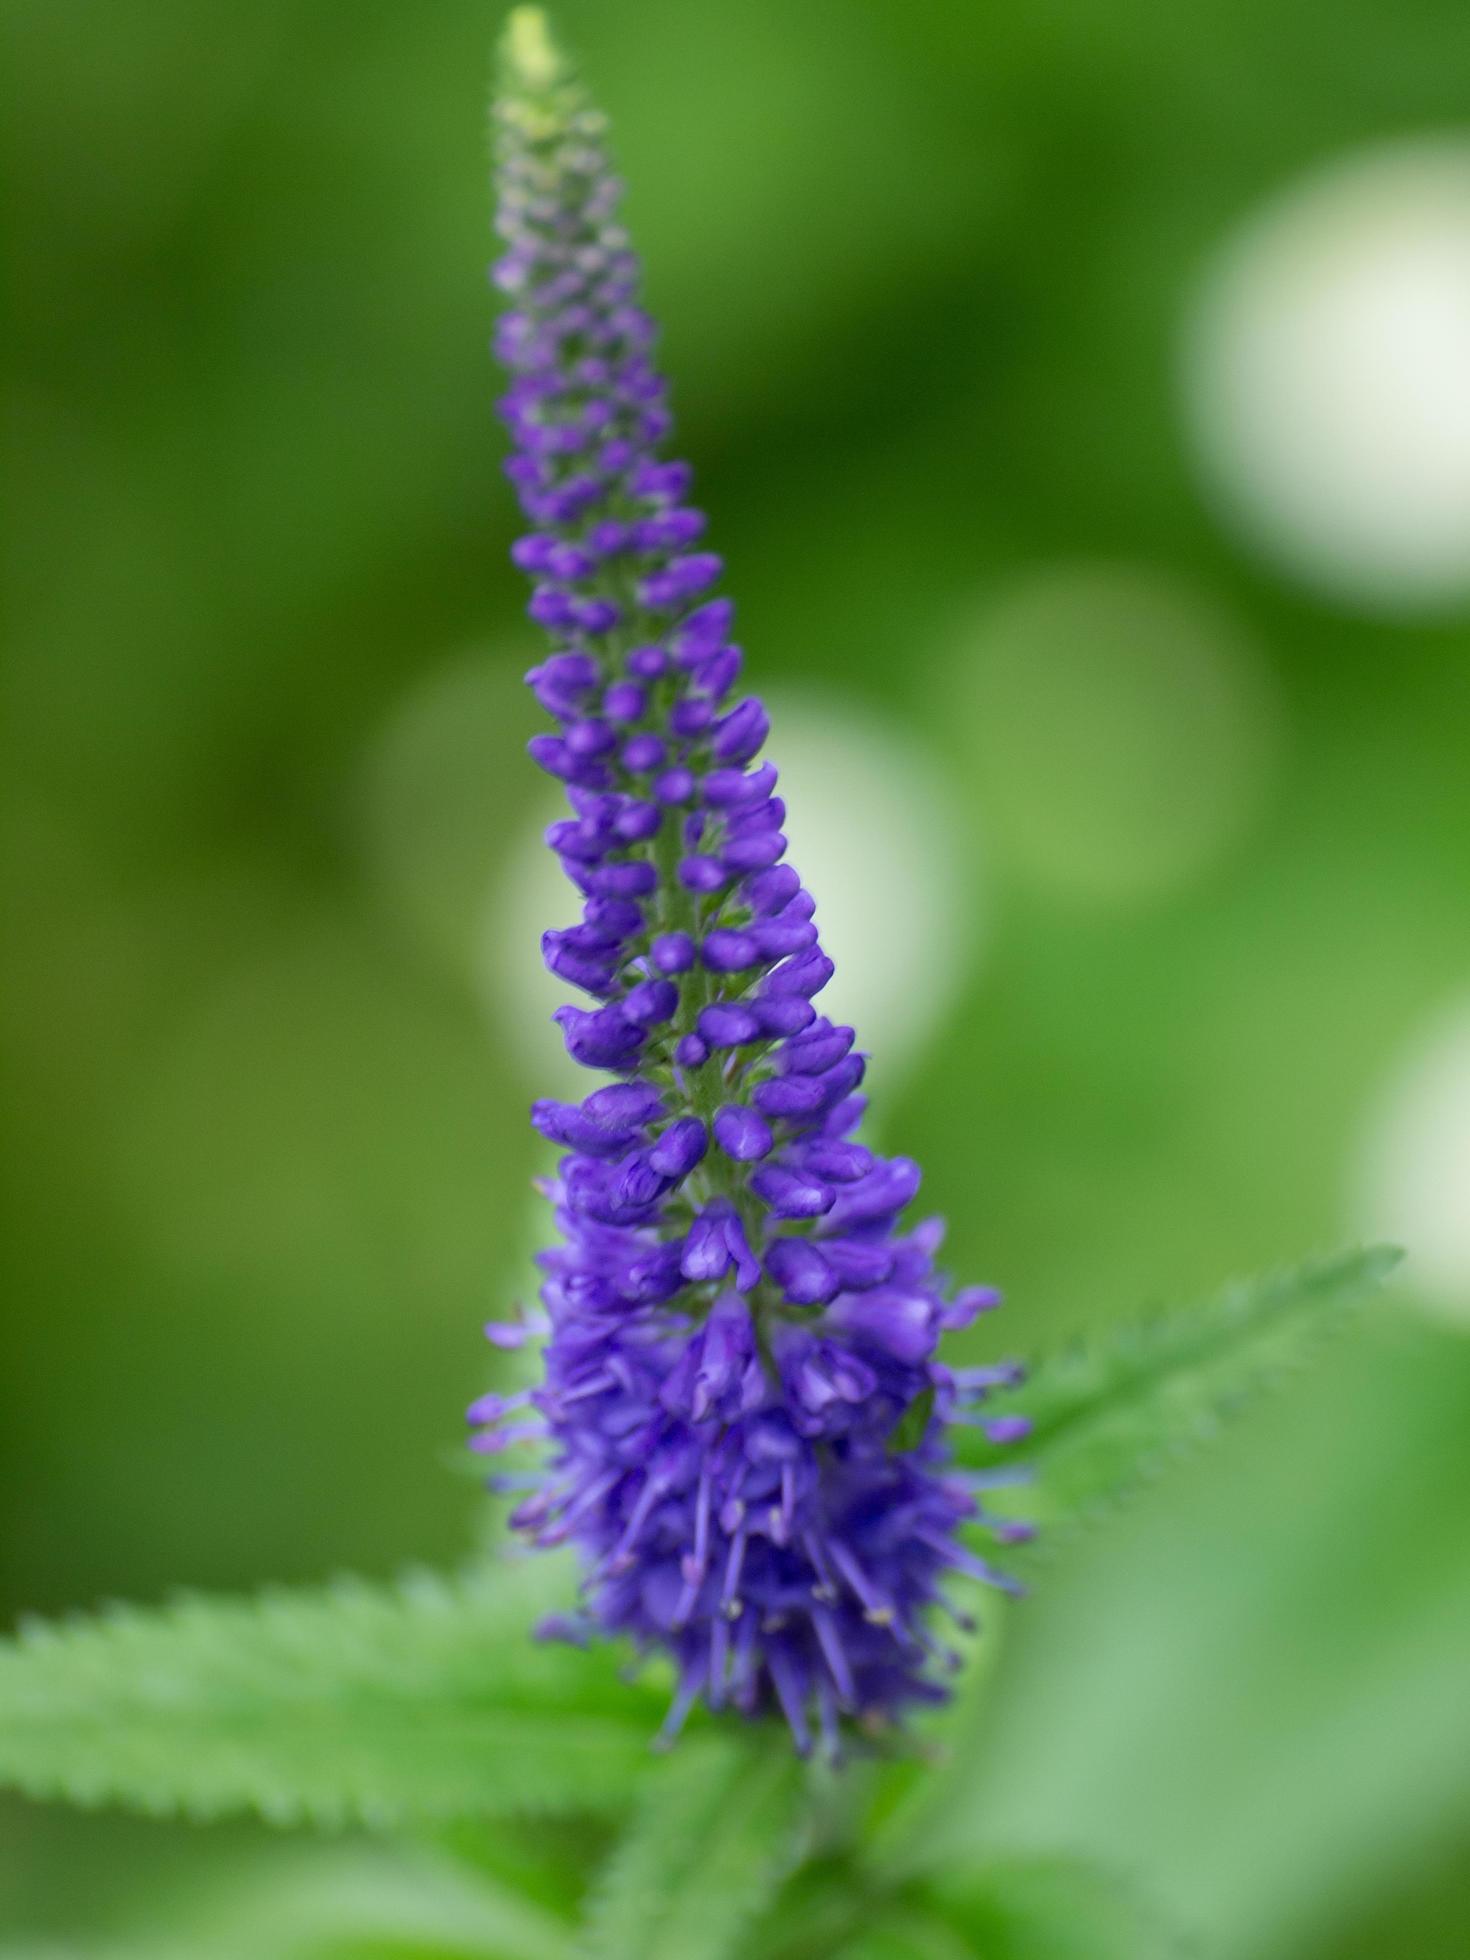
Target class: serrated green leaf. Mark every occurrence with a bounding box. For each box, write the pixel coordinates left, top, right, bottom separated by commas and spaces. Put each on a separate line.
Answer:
957, 1247, 1400, 1544
0, 1557, 665, 1832
581, 1733, 806, 1960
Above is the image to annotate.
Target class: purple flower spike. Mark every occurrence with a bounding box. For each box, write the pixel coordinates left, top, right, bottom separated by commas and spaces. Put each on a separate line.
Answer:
477, 8, 1030, 1757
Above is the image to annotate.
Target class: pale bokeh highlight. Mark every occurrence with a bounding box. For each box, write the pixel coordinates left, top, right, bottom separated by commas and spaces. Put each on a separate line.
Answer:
1185, 138, 1470, 612
1353, 998, 1470, 1325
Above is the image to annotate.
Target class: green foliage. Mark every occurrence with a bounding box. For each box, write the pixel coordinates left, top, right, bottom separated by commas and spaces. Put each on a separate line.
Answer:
0, 1849, 579, 1960
957, 1248, 1400, 1544
582, 1734, 805, 1960
928, 1856, 1184, 1959
746, 1853, 1179, 1960
747, 1866, 975, 1960
187, 1848, 579, 1960
826, 1906, 980, 1960
865, 1248, 1399, 1888
0, 1246, 1400, 1960
0, 1248, 1397, 1866
0, 1560, 665, 1832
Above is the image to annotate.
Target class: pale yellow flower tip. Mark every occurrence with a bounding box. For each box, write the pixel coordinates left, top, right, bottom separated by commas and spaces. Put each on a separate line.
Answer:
503, 7, 562, 91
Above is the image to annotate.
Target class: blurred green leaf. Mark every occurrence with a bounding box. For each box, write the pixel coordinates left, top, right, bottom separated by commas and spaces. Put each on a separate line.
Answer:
582, 1733, 805, 1960
171, 1847, 577, 1960
765, 1855, 1178, 1960
827, 1905, 978, 1960
0, 1846, 577, 1960
959, 1247, 1401, 1543
0, 1560, 664, 1831
929, 1855, 1183, 1960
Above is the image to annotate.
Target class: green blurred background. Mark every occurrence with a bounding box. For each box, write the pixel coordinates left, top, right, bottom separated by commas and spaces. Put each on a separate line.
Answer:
5, 0, 1470, 1952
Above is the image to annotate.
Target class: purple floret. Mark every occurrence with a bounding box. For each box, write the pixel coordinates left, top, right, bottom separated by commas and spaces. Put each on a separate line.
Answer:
474, 17, 1030, 1757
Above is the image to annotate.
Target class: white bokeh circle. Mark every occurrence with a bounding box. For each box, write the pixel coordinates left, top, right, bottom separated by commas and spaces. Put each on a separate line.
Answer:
1352, 998, 1470, 1325
1185, 137, 1470, 612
